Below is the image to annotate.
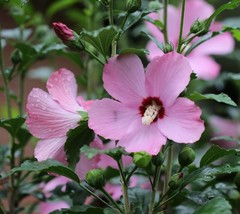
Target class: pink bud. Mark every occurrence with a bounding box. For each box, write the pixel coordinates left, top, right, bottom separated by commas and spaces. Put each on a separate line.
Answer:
52, 22, 74, 42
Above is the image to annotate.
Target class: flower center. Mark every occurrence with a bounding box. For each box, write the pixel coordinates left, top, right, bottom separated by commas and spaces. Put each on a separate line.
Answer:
139, 97, 165, 125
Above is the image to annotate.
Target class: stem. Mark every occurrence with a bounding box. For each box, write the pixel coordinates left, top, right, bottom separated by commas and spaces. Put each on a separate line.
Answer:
117, 159, 131, 214
149, 166, 161, 214
163, 144, 173, 195
18, 71, 25, 117
163, 0, 169, 44
79, 183, 115, 210
100, 188, 122, 213
108, 0, 116, 56
177, 0, 186, 53
126, 166, 138, 183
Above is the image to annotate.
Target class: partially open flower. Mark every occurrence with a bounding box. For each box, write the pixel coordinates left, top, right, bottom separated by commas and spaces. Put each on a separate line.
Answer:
52, 22, 74, 43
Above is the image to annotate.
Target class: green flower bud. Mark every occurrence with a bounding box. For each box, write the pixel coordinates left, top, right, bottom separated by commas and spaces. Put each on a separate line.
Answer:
178, 146, 195, 168
85, 169, 105, 189
152, 152, 164, 166
106, 147, 124, 161
190, 20, 208, 36
162, 43, 173, 54
168, 172, 183, 190
11, 49, 23, 65
126, 0, 141, 13
133, 151, 151, 168
149, 1, 162, 11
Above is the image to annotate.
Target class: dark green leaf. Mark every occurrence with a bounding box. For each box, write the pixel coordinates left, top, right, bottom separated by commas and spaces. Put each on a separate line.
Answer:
0, 117, 25, 137
81, 26, 118, 57
120, 48, 149, 56
11, 160, 80, 183
200, 145, 239, 167
186, 92, 237, 106
193, 197, 231, 214
65, 122, 95, 169
51, 205, 104, 214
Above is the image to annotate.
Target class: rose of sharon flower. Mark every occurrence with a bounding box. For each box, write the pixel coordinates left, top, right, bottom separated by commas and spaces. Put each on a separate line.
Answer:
146, 0, 234, 80
26, 68, 99, 179
89, 52, 204, 155
52, 22, 74, 43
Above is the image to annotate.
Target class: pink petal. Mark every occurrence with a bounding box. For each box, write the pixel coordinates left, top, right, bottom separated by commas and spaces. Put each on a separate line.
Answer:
194, 31, 234, 56
26, 88, 81, 139
103, 54, 147, 106
146, 41, 164, 61
158, 98, 204, 143
187, 54, 220, 80
34, 137, 67, 164
77, 96, 93, 111
118, 123, 167, 155
183, 0, 214, 35
146, 52, 192, 107
47, 68, 83, 113
39, 201, 69, 213
88, 99, 140, 140
43, 176, 69, 195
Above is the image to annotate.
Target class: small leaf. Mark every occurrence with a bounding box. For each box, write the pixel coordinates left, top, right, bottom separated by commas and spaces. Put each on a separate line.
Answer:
200, 145, 239, 167
0, 117, 25, 137
81, 26, 118, 57
65, 122, 95, 169
187, 92, 237, 106
193, 197, 232, 214
11, 160, 80, 183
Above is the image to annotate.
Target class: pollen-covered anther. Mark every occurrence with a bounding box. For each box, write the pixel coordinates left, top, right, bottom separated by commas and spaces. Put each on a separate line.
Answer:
142, 103, 161, 125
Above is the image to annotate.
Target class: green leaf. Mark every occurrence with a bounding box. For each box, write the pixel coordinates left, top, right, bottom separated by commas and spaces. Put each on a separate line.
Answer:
65, 122, 95, 169
193, 197, 232, 214
186, 92, 237, 106
211, 135, 240, 144
200, 145, 239, 167
51, 205, 104, 214
11, 160, 80, 183
0, 117, 25, 137
141, 31, 164, 51
119, 48, 149, 56
81, 26, 118, 57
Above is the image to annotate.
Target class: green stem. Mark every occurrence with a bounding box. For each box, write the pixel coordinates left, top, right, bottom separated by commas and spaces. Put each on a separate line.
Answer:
163, 144, 173, 195
163, 0, 169, 44
149, 166, 161, 214
18, 71, 25, 117
79, 183, 115, 210
126, 166, 138, 183
117, 159, 131, 214
108, 0, 116, 56
177, 0, 186, 53
100, 188, 122, 213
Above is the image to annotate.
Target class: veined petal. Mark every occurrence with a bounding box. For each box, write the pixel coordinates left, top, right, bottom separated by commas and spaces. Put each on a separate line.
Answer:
47, 68, 83, 113
146, 52, 192, 107
187, 54, 220, 80
103, 54, 147, 106
26, 88, 81, 139
158, 98, 204, 143
118, 123, 167, 155
34, 137, 67, 164
88, 99, 140, 140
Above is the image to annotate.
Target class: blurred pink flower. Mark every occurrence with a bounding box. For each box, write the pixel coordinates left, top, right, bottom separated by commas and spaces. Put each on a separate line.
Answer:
209, 116, 240, 148
39, 201, 69, 214
146, 0, 234, 80
89, 52, 204, 155
52, 22, 74, 43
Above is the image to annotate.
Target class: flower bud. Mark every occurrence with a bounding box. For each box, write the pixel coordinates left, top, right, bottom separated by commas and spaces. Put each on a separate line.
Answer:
106, 147, 123, 161
11, 49, 23, 65
85, 169, 105, 189
152, 152, 164, 166
52, 22, 84, 51
126, 0, 141, 13
133, 151, 151, 168
168, 172, 183, 190
178, 147, 195, 168
149, 1, 162, 11
190, 20, 208, 36
162, 43, 173, 54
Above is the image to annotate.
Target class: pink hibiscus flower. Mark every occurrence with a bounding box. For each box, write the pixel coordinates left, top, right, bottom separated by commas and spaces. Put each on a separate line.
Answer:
88, 52, 204, 155
146, 0, 234, 80
26, 68, 100, 179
